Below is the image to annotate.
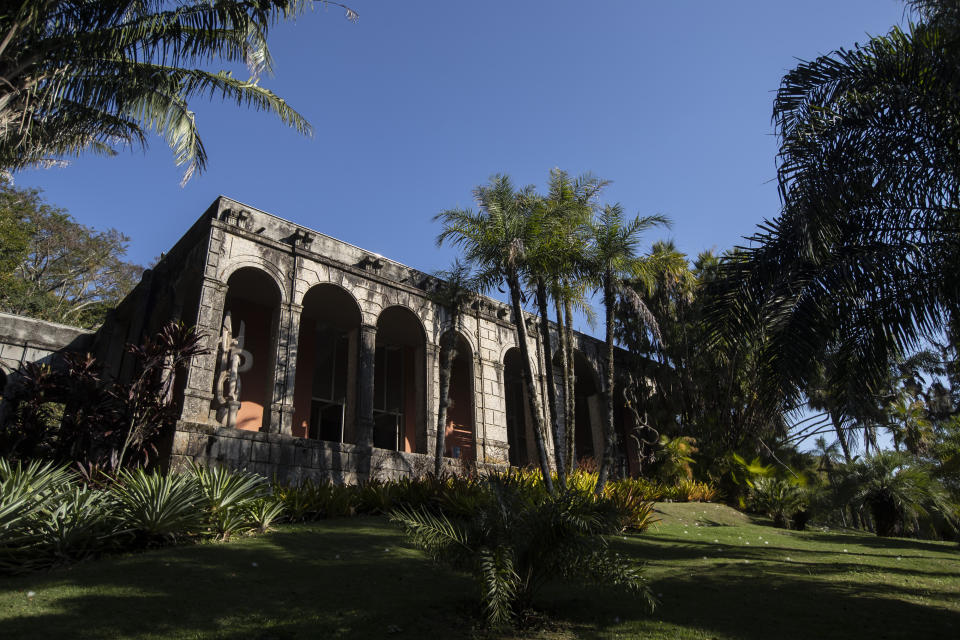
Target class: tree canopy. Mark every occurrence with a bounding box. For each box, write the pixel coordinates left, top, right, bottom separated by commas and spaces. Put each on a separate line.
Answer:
0, 181, 142, 328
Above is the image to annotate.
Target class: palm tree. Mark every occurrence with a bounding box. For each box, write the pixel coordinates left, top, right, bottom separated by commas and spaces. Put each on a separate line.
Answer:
708, 0, 960, 423
834, 450, 958, 537
588, 204, 668, 492
435, 175, 555, 493
0, 1, 357, 182
428, 260, 477, 476
525, 169, 606, 480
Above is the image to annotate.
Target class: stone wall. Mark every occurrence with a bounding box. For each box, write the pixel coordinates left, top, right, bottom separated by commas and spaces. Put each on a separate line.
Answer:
0, 312, 93, 374
170, 421, 506, 484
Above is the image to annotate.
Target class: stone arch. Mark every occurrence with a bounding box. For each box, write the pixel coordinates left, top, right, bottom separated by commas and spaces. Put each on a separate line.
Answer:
434, 320, 478, 355
292, 283, 363, 444
551, 348, 603, 466
439, 329, 476, 462
502, 347, 537, 467
219, 257, 287, 304
220, 267, 283, 432
373, 305, 427, 453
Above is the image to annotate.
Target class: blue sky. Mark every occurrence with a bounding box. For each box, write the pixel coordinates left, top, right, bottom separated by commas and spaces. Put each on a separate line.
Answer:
16, 1, 909, 287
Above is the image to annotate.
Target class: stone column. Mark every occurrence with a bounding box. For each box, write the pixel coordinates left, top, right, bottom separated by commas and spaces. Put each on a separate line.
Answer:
356, 323, 377, 448
271, 302, 302, 435
423, 343, 438, 457
181, 276, 228, 425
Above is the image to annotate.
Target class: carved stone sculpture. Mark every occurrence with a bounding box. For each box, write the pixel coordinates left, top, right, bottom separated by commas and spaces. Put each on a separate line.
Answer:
215, 311, 253, 428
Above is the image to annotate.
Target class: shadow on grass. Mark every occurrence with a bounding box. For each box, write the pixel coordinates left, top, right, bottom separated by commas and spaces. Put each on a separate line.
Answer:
0, 518, 476, 640
791, 531, 960, 554
3, 518, 958, 640
543, 561, 960, 640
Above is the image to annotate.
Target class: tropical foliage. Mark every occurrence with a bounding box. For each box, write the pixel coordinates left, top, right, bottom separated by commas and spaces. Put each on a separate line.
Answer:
0, 322, 206, 467
390, 472, 656, 626
707, 0, 960, 425
0, 459, 287, 574
0, 1, 357, 182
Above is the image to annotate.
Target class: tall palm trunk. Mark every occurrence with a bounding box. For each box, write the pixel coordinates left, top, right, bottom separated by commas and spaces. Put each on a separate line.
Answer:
563, 294, 576, 470
596, 271, 618, 494
831, 412, 852, 463
434, 321, 458, 476
536, 278, 565, 484
507, 271, 555, 494
555, 297, 572, 475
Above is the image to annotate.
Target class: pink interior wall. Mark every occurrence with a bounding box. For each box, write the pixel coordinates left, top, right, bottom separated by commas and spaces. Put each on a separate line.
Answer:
445, 346, 475, 461
402, 345, 417, 452
227, 298, 273, 431
291, 320, 316, 439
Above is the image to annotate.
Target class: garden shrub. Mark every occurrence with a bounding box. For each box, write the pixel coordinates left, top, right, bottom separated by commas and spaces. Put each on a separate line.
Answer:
749, 477, 808, 529
390, 473, 656, 627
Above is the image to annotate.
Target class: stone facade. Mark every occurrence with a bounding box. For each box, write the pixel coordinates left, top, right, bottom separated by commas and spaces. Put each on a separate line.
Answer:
10, 196, 636, 483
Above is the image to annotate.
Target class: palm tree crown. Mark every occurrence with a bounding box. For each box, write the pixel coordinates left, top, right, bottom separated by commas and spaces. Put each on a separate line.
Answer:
0, 1, 356, 182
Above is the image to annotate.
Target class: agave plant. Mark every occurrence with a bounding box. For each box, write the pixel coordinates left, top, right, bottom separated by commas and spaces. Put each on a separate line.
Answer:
189, 463, 269, 539
30, 485, 116, 563
244, 497, 287, 535
112, 469, 204, 544
0, 459, 78, 573
390, 474, 656, 627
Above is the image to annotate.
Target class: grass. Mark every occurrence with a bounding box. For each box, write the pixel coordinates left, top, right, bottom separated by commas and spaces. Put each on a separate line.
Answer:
2, 504, 958, 639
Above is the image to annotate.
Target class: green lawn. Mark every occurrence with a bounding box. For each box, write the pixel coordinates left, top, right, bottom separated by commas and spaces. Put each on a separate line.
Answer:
2, 504, 958, 639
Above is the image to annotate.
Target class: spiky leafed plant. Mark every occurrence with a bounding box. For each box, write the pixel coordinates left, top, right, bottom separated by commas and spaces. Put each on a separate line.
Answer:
112, 468, 204, 544
428, 260, 478, 475
707, 1, 960, 429
189, 462, 269, 539
587, 204, 668, 492
436, 175, 555, 493
389, 474, 655, 627
0, 1, 357, 182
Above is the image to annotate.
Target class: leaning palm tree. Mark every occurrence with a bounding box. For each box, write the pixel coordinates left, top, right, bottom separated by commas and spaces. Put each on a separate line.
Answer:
428, 260, 478, 476
588, 204, 668, 492
436, 175, 555, 493
0, 1, 357, 182
707, 0, 960, 425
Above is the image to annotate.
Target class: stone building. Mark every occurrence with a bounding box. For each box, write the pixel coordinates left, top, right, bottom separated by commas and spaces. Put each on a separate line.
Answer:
2, 196, 643, 482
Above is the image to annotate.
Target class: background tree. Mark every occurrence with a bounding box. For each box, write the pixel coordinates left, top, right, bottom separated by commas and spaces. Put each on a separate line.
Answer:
0, 1, 356, 183
588, 204, 668, 492
0, 182, 142, 328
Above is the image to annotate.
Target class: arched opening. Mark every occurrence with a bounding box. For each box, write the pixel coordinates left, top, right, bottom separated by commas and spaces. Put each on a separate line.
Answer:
503, 348, 533, 467
221, 268, 282, 431
374, 306, 426, 452
573, 351, 602, 465
292, 284, 361, 444
441, 331, 475, 461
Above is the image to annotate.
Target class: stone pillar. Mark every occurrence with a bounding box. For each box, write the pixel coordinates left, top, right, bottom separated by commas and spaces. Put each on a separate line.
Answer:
181, 276, 228, 425
272, 302, 302, 435
356, 323, 377, 448
423, 343, 438, 457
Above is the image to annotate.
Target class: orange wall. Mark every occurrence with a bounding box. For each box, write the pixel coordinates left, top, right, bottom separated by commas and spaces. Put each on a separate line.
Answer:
445, 349, 474, 461
226, 298, 274, 431
402, 345, 417, 453
291, 319, 316, 439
